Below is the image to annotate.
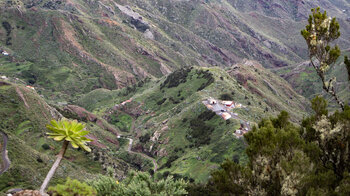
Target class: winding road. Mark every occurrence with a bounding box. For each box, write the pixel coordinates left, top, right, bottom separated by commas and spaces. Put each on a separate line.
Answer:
0, 131, 10, 175
119, 136, 158, 172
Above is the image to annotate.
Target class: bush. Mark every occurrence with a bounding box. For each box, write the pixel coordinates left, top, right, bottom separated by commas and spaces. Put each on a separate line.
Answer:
219, 93, 233, 100
48, 178, 97, 196
197, 70, 214, 91
188, 119, 214, 147
161, 68, 191, 89
87, 175, 119, 196
139, 133, 150, 143
157, 98, 167, 105
198, 110, 216, 121
42, 143, 50, 150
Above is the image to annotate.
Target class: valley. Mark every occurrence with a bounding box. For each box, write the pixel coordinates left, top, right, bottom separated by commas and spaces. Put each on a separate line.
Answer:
0, 0, 349, 195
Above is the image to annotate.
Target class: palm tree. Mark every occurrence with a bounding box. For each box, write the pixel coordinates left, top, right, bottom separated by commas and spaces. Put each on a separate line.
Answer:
39, 119, 92, 195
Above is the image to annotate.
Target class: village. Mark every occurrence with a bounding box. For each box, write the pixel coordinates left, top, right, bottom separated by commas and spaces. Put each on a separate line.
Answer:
203, 98, 251, 138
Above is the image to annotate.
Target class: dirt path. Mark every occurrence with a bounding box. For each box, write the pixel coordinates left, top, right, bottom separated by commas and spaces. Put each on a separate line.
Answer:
124, 137, 158, 172
115, 107, 158, 172
0, 131, 10, 175
118, 115, 158, 172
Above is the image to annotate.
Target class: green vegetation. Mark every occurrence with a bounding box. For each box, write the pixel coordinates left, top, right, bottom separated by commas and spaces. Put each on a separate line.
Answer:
40, 119, 92, 194
188, 97, 350, 195
109, 112, 133, 132
88, 171, 187, 196
301, 7, 348, 110
48, 178, 97, 196
2, 2, 350, 194
15, 120, 32, 136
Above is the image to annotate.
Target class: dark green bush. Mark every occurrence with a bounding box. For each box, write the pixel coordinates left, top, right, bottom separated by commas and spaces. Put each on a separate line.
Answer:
219, 93, 233, 100
42, 143, 50, 150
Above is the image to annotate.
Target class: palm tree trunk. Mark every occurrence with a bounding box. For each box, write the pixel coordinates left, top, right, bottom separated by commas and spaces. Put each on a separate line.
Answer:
40, 140, 69, 195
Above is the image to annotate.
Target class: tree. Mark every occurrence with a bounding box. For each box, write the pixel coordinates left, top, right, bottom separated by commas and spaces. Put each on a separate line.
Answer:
204, 98, 350, 195
301, 97, 350, 181
88, 171, 188, 196
39, 119, 92, 195
207, 112, 314, 195
301, 7, 345, 110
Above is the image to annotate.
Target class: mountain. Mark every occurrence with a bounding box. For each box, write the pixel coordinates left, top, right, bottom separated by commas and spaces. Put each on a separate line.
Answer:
276, 52, 350, 109
0, 62, 309, 191
1, 0, 350, 100
70, 61, 309, 182
1, 0, 349, 193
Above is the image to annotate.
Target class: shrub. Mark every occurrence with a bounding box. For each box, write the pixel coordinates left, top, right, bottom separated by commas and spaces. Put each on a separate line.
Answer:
161, 68, 191, 89
48, 178, 97, 196
42, 143, 50, 150
87, 175, 119, 196
157, 98, 167, 105
219, 93, 233, 100
139, 133, 150, 143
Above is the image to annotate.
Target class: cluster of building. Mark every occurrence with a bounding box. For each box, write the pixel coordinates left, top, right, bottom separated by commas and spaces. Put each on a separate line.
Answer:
204, 98, 245, 120
203, 97, 251, 138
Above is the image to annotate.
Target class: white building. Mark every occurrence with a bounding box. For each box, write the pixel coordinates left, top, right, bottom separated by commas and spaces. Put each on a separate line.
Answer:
208, 98, 217, 105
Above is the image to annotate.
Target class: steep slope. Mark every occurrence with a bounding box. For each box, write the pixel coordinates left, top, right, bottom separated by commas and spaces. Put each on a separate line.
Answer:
0, 61, 309, 192
1, 0, 349, 100
0, 78, 151, 193
277, 53, 350, 109
77, 62, 309, 182
226, 0, 350, 20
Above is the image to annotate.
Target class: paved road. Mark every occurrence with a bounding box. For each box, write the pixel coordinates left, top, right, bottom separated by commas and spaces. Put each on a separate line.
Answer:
0, 131, 10, 175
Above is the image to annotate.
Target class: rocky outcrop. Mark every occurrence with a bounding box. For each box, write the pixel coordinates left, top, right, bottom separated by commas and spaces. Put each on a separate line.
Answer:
115, 3, 150, 32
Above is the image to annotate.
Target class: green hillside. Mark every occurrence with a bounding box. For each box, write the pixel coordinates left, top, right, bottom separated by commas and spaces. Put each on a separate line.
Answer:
1, 0, 349, 101
0, 0, 349, 194
76, 63, 309, 182
0, 79, 152, 192
0, 61, 309, 192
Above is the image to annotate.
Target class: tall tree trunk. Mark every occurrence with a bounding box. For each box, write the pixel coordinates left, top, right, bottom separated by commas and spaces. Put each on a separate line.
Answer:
40, 140, 69, 195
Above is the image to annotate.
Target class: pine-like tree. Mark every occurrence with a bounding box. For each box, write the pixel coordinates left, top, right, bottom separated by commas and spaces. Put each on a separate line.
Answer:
301, 7, 345, 110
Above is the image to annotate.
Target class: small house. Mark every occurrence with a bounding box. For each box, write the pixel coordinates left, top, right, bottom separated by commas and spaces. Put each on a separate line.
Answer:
222, 101, 234, 107
2, 51, 9, 56
26, 85, 35, 90
221, 112, 231, 120
205, 104, 214, 110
